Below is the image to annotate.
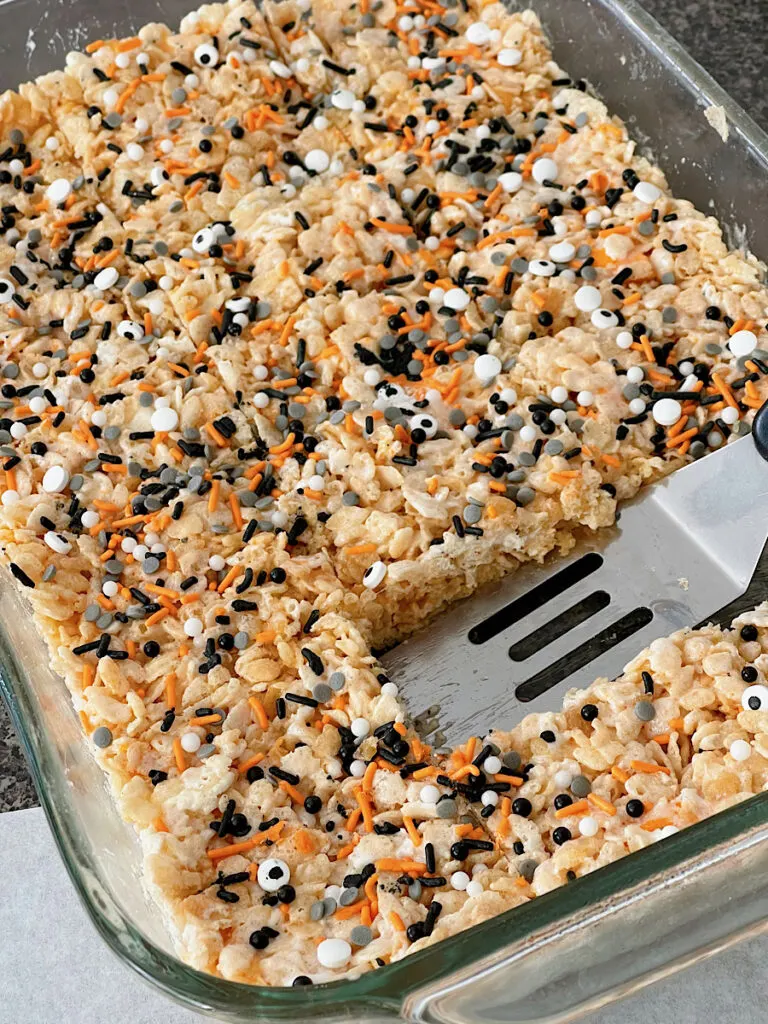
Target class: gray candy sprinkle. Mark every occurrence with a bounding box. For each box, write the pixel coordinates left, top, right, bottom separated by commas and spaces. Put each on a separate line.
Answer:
570, 775, 592, 797
436, 798, 458, 818
328, 671, 345, 691
350, 926, 373, 947
92, 727, 113, 749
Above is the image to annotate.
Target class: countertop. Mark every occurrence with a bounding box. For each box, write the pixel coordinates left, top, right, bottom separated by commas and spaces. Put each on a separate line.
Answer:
1, 0, 768, 1019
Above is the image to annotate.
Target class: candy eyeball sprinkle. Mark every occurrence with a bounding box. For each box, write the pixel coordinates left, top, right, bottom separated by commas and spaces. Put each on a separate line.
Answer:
194, 42, 218, 67
192, 227, 215, 253
363, 561, 387, 589
741, 684, 768, 712
411, 414, 438, 438
150, 166, 170, 188
0, 277, 14, 301
257, 857, 291, 892
117, 320, 144, 341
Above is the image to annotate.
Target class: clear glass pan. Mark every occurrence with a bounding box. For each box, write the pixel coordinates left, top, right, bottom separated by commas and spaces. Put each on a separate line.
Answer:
2, 0, 768, 1020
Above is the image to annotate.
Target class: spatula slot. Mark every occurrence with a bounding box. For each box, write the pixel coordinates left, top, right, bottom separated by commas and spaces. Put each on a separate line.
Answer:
508, 590, 610, 662
468, 552, 603, 645
515, 605, 654, 702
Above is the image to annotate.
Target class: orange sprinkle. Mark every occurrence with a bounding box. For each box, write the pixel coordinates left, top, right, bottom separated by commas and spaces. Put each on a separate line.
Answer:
207, 821, 285, 861
587, 793, 617, 816
402, 815, 422, 847
249, 697, 270, 729
630, 760, 671, 776
173, 738, 186, 773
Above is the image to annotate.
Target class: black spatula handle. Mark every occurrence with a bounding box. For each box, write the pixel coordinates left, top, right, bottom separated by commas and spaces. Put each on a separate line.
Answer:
752, 399, 768, 462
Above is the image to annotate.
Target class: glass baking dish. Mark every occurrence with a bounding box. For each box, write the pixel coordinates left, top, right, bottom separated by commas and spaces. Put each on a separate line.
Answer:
2, 0, 768, 1020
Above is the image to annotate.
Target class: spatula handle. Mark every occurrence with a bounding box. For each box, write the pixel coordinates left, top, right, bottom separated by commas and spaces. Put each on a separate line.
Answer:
751, 398, 768, 461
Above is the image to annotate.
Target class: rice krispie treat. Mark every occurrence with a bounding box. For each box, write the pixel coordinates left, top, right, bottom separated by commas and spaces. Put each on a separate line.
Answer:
2, 0, 768, 987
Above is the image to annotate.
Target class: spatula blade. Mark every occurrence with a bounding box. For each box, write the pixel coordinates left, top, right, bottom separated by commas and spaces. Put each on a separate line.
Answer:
382, 433, 768, 748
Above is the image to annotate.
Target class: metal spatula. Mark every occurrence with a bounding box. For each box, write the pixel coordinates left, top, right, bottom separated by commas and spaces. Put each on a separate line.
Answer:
382, 404, 768, 748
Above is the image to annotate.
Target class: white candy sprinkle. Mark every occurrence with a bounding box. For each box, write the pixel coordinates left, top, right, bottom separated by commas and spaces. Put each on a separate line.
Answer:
258, 857, 290, 892
450, 871, 470, 890
519, 424, 536, 443
115, 52, 131, 69
183, 617, 203, 638
483, 755, 502, 774
159, 275, 173, 291
305, 149, 330, 173
10, 423, 26, 439
45, 136, 60, 152
474, 353, 502, 383
102, 580, 118, 598
465, 21, 491, 45
616, 330, 634, 349
628, 398, 646, 415
160, 139, 174, 154
633, 181, 661, 204
652, 397, 682, 426
46, 178, 72, 204
181, 731, 202, 753
554, 769, 572, 789
549, 241, 575, 263
730, 739, 752, 761
364, 368, 381, 387
652, 825, 679, 842
150, 407, 179, 432
295, 57, 309, 73
363, 560, 387, 589
579, 816, 599, 837
317, 938, 351, 969
729, 329, 758, 357
626, 366, 644, 384
42, 465, 69, 493
308, 474, 325, 492
585, 209, 602, 228
574, 285, 601, 312
444, 287, 471, 310
32, 362, 48, 379
532, 157, 558, 184
126, 142, 144, 162
1, 490, 19, 506
381, 681, 399, 697
314, 115, 329, 131
44, 531, 71, 554
425, 236, 440, 250
132, 545, 148, 561
481, 790, 499, 806
465, 880, 483, 898
550, 408, 567, 425
721, 406, 740, 425
463, 424, 478, 439
349, 759, 367, 778
497, 47, 522, 66
102, 88, 119, 110
81, 510, 100, 528
269, 59, 292, 78
550, 386, 568, 405
209, 554, 226, 571
351, 717, 370, 738
121, 536, 137, 553
331, 88, 356, 110
94, 267, 119, 290
420, 785, 441, 804
576, 390, 594, 407
498, 171, 523, 193
500, 387, 517, 404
